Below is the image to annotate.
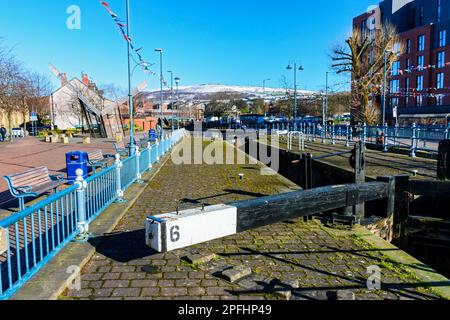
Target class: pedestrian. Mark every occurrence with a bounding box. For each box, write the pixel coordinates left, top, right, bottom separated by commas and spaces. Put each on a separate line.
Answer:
0, 125, 6, 142
156, 119, 162, 140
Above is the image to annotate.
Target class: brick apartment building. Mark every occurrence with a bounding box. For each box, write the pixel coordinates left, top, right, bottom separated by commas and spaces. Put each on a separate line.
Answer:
354, 0, 450, 124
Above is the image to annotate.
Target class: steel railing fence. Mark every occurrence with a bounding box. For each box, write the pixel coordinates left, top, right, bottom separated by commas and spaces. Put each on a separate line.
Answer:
0, 129, 185, 300
247, 122, 449, 157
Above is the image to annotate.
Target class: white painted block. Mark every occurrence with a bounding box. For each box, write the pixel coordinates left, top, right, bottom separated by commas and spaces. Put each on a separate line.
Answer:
146, 204, 237, 252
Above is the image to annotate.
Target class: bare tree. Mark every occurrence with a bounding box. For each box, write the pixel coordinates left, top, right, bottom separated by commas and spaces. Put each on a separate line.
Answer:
0, 44, 23, 130
28, 73, 52, 119
331, 23, 403, 125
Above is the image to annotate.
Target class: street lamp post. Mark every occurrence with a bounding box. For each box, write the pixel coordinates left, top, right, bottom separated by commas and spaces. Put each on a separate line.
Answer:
325, 71, 329, 127
263, 78, 270, 116
155, 49, 164, 138
382, 50, 388, 126
168, 70, 174, 132
287, 63, 304, 122
263, 78, 270, 95
126, 0, 136, 155
175, 77, 181, 129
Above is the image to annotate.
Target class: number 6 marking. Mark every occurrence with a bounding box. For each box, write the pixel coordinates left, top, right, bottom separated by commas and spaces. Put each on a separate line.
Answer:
170, 226, 180, 243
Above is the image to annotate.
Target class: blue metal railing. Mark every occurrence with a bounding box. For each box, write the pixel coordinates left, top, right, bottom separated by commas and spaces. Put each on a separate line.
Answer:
259, 123, 449, 157
0, 129, 185, 300
0, 186, 79, 300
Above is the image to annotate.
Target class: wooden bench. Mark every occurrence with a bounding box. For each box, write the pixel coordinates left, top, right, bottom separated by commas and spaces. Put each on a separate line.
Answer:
88, 150, 114, 172
113, 141, 129, 157
4, 166, 66, 211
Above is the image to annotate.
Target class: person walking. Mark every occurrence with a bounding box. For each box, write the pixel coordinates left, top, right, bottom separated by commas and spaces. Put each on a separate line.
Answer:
0, 125, 6, 142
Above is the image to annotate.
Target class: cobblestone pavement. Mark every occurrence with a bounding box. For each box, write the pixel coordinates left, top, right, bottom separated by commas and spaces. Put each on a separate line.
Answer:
62, 139, 441, 300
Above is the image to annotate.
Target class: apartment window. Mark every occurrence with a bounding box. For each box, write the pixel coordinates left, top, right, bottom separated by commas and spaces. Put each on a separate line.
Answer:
406, 39, 411, 54
361, 19, 367, 38
406, 58, 411, 70
390, 79, 400, 93
418, 35, 425, 51
438, 29, 447, 47
437, 51, 446, 68
438, 0, 442, 22
416, 75, 424, 90
391, 61, 400, 76
409, 8, 416, 28
437, 94, 444, 106
417, 55, 424, 70
369, 17, 375, 40
437, 73, 445, 89
419, 5, 424, 25
415, 95, 423, 106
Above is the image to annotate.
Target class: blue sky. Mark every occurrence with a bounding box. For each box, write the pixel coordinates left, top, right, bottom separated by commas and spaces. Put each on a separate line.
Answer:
0, 0, 377, 92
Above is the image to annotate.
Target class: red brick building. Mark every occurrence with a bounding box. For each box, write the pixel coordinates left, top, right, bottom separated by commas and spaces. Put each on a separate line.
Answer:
354, 0, 450, 124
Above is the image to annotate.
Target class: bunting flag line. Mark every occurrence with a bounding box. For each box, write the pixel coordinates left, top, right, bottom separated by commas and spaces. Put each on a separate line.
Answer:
99, 1, 158, 80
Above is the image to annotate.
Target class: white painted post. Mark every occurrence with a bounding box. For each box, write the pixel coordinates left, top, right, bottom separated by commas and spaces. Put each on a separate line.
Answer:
74, 169, 89, 241
147, 142, 153, 170
114, 154, 127, 203
135, 145, 144, 184
410, 123, 417, 158
321, 124, 325, 144
362, 123, 367, 144
331, 124, 335, 145
383, 122, 388, 153
346, 124, 350, 147
156, 139, 160, 162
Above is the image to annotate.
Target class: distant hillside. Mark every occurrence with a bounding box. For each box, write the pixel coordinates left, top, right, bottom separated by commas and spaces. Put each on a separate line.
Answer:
140, 84, 320, 102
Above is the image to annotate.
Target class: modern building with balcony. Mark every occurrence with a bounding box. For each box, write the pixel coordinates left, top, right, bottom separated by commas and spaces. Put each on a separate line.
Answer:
354, 0, 450, 124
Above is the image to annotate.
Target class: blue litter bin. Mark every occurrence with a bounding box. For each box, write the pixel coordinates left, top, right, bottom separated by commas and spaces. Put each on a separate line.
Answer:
66, 151, 88, 183
149, 129, 157, 142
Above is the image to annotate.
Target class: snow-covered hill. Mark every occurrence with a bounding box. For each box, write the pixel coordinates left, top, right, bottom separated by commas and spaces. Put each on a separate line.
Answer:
141, 84, 319, 101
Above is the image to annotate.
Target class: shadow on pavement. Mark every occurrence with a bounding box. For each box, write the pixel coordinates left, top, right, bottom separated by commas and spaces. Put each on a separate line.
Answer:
88, 229, 156, 263
222, 247, 445, 300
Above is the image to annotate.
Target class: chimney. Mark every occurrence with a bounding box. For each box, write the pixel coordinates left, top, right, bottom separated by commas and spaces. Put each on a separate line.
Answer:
60, 73, 68, 87
82, 73, 90, 86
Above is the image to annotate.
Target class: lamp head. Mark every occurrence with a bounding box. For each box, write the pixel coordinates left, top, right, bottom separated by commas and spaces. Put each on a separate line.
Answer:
298, 66, 304, 71
287, 65, 293, 70
154, 48, 163, 53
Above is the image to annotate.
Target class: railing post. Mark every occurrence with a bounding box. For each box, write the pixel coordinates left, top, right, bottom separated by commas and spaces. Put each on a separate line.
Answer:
321, 123, 325, 144
362, 123, 367, 144
410, 123, 417, 158
312, 124, 316, 142
114, 154, 127, 204
346, 124, 350, 147
74, 169, 89, 242
135, 146, 144, 184
147, 142, 153, 170
394, 123, 399, 146
330, 124, 335, 145
155, 139, 160, 162
354, 140, 365, 222
383, 122, 388, 153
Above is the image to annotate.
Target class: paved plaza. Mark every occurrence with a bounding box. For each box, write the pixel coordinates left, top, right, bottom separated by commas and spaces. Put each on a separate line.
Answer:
0, 136, 136, 216
59, 139, 443, 300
